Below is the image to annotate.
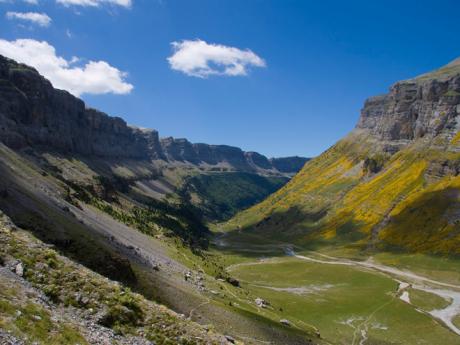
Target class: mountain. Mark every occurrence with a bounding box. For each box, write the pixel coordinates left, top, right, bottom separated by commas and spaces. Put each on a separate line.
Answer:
0, 54, 309, 224
227, 57, 460, 255
0, 54, 306, 175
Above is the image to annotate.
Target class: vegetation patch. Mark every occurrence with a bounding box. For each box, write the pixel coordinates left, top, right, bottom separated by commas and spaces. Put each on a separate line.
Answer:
179, 172, 289, 222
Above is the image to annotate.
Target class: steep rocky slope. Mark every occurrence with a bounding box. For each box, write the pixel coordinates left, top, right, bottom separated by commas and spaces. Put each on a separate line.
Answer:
0, 212, 231, 345
227, 57, 460, 255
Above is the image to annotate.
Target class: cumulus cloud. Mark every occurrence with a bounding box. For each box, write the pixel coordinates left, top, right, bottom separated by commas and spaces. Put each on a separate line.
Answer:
56, 0, 131, 7
167, 39, 266, 78
0, 39, 133, 96
6, 11, 51, 26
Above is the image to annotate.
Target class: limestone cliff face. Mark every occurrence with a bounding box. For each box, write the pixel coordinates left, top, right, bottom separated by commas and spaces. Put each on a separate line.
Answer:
357, 59, 460, 148
0, 56, 150, 159
159, 137, 309, 173
0, 55, 307, 174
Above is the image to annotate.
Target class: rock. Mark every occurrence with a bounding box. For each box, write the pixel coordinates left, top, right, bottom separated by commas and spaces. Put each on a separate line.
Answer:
32, 315, 42, 321
225, 335, 236, 343
15, 262, 24, 277
280, 319, 291, 326
0, 188, 8, 198
357, 69, 460, 145
0, 55, 307, 173
255, 298, 269, 308
226, 277, 240, 287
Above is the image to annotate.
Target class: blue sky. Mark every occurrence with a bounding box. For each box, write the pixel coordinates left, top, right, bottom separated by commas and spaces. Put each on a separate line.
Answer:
1, 0, 460, 157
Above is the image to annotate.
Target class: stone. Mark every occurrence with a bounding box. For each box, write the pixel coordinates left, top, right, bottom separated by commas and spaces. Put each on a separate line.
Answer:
357, 73, 460, 146
226, 277, 240, 287
225, 335, 236, 344
280, 319, 291, 326
255, 297, 269, 308
15, 262, 24, 277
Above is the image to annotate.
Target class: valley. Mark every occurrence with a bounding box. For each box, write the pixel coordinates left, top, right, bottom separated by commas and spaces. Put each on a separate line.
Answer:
209, 230, 460, 344
1, 29, 460, 345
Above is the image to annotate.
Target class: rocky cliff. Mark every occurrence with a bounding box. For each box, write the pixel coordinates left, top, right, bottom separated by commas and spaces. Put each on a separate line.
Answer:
357, 58, 460, 148
160, 136, 309, 173
0, 55, 307, 174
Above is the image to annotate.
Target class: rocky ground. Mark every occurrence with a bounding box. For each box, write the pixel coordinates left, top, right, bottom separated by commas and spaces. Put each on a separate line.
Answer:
0, 212, 235, 345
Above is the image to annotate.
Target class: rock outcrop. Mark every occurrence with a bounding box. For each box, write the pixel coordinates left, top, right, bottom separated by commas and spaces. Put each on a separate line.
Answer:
0, 55, 307, 174
357, 59, 460, 148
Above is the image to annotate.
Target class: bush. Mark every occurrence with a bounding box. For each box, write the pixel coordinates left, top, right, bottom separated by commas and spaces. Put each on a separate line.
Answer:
363, 154, 388, 174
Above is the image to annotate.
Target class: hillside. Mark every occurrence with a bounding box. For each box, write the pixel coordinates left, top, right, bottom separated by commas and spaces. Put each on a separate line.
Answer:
226, 57, 460, 255
0, 212, 229, 345
179, 172, 289, 221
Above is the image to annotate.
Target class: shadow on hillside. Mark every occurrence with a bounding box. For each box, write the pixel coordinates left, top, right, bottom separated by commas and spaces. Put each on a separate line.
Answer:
212, 205, 367, 258
376, 187, 460, 257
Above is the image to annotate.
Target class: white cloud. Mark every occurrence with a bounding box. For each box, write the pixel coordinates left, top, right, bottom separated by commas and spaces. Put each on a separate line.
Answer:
0, 39, 133, 96
167, 39, 266, 78
0, 0, 39, 4
56, 0, 131, 8
6, 11, 51, 26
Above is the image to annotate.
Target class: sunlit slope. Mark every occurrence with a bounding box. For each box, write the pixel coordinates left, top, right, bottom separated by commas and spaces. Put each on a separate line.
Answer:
226, 59, 460, 255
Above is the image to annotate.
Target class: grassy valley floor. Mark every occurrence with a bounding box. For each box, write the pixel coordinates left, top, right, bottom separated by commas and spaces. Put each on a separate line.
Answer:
204, 229, 460, 345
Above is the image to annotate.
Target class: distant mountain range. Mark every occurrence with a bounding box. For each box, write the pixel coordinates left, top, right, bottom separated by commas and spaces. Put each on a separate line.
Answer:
0, 54, 307, 176
227, 57, 460, 255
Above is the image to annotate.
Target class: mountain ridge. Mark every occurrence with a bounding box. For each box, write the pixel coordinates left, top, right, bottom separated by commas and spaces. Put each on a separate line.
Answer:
0, 54, 307, 175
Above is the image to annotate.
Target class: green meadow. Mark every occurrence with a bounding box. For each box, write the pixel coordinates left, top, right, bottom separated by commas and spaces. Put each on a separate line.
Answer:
205, 231, 460, 345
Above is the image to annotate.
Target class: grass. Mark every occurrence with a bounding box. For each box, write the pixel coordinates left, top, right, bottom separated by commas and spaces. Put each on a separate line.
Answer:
0, 292, 87, 345
205, 229, 460, 345
408, 288, 451, 311
454, 315, 460, 329
228, 256, 460, 345
373, 252, 460, 285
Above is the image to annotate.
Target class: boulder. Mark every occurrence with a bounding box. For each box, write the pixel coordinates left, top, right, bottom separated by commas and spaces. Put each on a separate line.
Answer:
280, 319, 291, 326
255, 297, 269, 308
226, 277, 240, 287
15, 262, 24, 277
